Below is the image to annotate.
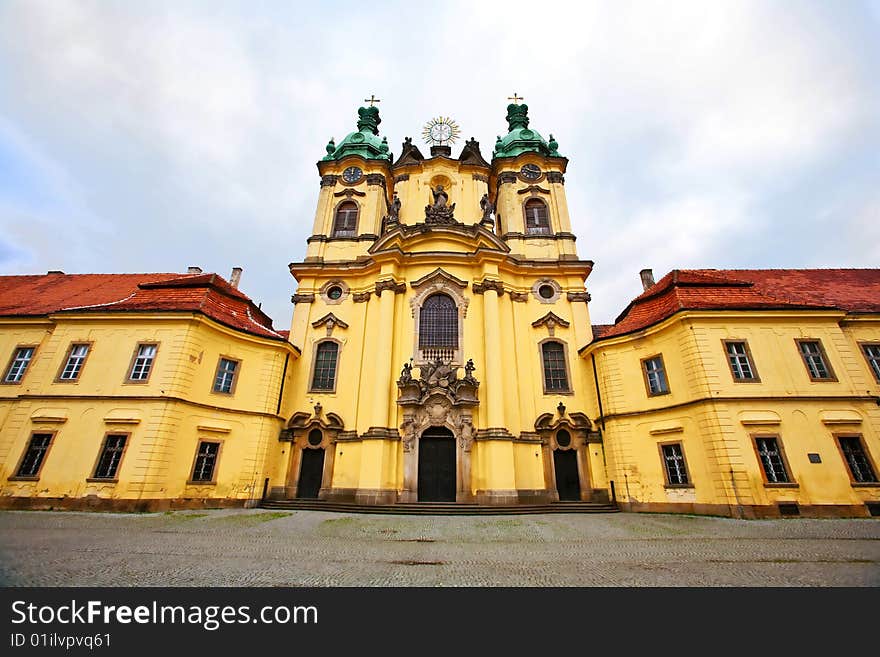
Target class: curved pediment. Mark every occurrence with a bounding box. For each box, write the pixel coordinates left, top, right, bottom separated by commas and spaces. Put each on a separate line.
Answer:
369, 223, 509, 256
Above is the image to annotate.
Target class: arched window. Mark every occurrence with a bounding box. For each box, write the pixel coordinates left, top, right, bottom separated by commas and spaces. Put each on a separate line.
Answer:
419, 293, 458, 362
332, 201, 359, 238
524, 198, 551, 235
541, 340, 570, 392
311, 341, 339, 391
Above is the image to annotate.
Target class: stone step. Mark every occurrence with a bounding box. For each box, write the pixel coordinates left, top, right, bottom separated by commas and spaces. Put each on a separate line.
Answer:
260, 499, 619, 515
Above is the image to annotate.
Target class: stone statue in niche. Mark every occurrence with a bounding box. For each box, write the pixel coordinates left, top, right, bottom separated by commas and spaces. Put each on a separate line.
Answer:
479, 193, 495, 227
425, 185, 456, 224
458, 416, 474, 452
387, 192, 401, 225
401, 415, 416, 452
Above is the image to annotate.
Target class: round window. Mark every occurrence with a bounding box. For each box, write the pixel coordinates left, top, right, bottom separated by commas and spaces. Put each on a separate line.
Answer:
308, 429, 323, 446
556, 429, 571, 447
538, 284, 556, 299
327, 285, 343, 300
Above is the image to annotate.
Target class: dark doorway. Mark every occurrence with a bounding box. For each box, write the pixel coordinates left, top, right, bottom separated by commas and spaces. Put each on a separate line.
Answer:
554, 449, 581, 501
418, 427, 456, 502
296, 448, 325, 499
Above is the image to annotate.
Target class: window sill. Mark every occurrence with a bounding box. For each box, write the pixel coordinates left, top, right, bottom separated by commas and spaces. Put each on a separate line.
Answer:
185, 480, 217, 486
763, 482, 799, 488
543, 390, 574, 396
123, 380, 151, 385
851, 482, 880, 488
7, 476, 39, 482
648, 391, 671, 398
86, 478, 118, 484
731, 379, 761, 383
664, 484, 694, 489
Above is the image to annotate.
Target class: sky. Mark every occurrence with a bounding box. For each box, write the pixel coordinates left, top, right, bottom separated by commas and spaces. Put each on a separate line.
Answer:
1, 0, 878, 329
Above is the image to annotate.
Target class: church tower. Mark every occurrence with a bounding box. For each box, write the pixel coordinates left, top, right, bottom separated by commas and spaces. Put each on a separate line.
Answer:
277, 101, 605, 506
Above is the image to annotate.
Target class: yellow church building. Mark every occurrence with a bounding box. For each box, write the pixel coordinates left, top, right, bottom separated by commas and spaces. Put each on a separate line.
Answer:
1, 101, 878, 518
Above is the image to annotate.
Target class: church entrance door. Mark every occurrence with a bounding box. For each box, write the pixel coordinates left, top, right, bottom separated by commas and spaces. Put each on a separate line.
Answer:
553, 450, 581, 501
418, 427, 456, 502
296, 448, 325, 499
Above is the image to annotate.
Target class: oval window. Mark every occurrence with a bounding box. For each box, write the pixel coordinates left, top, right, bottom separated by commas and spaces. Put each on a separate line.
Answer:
308, 429, 323, 446
556, 429, 571, 447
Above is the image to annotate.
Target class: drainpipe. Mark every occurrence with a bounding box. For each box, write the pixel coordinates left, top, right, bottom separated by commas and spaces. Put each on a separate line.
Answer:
276, 353, 290, 415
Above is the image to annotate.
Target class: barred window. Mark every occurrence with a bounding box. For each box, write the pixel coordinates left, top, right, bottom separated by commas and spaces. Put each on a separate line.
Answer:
16, 433, 53, 478
838, 436, 877, 483
725, 341, 756, 381
419, 294, 458, 350
541, 341, 569, 392
311, 342, 339, 391
862, 344, 880, 382
213, 357, 239, 394
661, 443, 689, 485
332, 201, 358, 237
797, 340, 834, 380
129, 343, 157, 381
755, 436, 790, 483
4, 346, 35, 383
643, 355, 669, 395
524, 199, 551, 235
94, 434, 127, 480
59, 344, 90, 381
192, 441, 220, 482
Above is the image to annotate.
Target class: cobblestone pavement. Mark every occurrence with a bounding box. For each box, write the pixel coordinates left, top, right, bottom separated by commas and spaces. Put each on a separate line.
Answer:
0, 510, 877, 586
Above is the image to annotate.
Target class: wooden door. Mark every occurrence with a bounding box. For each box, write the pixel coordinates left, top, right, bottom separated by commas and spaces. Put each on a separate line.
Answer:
418, 429, 456, 502
553, 449, 581, 501
296, 448, 325, 499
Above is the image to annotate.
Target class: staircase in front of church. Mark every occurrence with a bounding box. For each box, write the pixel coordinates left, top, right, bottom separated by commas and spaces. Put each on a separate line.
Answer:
260, 499, 619, 515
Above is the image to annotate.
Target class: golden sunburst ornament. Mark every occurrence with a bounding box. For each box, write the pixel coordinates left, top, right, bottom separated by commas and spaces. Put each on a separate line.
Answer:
422, 116, 461, 146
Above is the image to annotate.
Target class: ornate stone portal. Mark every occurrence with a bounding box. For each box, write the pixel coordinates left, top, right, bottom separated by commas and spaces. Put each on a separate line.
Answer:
397, 359, 479, 502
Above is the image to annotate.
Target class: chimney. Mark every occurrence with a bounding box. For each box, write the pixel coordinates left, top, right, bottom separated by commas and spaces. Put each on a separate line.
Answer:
230, 267, 243, 289
187, 266, 202, 274
639, 268, 655, 291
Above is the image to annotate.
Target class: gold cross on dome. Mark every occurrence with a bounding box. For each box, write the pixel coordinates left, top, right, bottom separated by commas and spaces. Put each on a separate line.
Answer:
508, 92, 524, 105
364, 94, 381, 107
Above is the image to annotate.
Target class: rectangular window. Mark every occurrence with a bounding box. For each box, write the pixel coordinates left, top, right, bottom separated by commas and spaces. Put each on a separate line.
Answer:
192, 441, 220, 482
311, 342, 339, 391
724, 340, 758, 381
4, 346, 35, 383
541, 341, 570, 392
58, 344, 90, 381
642, 355, 669, 396
660, 443, 689, 486
838, 436, 878, 484
128, 343, 157, 381
93, 434, 127, 480
213, 357, 239, 394
754, 436, 791, 484
15, 433, 53, 478
797, 339, 835, 381
862, 343, 880, 383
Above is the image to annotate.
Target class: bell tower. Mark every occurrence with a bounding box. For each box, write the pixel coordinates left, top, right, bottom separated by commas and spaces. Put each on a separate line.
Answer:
490, 101, 577, 261
306, 103, 393, 263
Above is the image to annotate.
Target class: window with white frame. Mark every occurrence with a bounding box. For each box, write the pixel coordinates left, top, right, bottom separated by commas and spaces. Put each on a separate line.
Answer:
754, 436, 791, 484
642, 355, 669, 396
661, 443, 689, 485
725, 341, 757, 381
797, 340, 834, 381
213, 357, 239, 394
59, 344, 90, 381
128, 344, 157, 381
4, 346, 35, 383
862, 344, 880, 382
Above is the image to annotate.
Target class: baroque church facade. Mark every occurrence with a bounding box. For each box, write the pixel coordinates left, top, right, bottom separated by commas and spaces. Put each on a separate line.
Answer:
1, 102, 879, 518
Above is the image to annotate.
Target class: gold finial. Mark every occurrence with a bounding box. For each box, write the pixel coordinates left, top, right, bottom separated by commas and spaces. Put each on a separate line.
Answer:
508, 92, 524, 105
364, 94, 381, 107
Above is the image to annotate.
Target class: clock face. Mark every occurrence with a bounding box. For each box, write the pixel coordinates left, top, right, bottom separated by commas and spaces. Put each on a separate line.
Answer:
520, 164, 542, 180
342, 166, 362, 183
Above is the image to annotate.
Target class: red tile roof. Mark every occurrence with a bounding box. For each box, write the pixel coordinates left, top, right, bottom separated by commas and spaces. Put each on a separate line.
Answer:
0, 272, 285, 340
595, 269, 880, 340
